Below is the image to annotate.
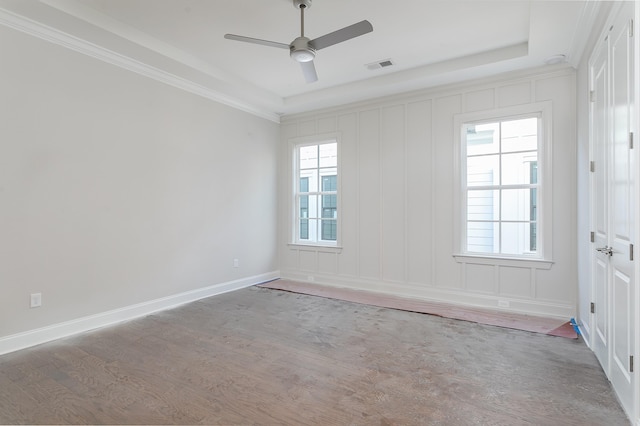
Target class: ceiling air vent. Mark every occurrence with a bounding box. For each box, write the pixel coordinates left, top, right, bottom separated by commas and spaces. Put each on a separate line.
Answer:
366, 59, 394, 70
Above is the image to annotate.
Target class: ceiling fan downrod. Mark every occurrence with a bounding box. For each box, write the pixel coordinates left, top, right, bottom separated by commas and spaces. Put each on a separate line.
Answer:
290, 0, 315, 63
299, 3, 305, 37
294, 0, 312, 36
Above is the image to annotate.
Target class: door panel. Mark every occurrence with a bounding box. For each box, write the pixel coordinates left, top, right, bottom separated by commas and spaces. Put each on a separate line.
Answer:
594, 256, 608, 362
611, 267, 633, 412
608, 4, 635, 416
612, 270, 631, 376
591, 35, 609, 372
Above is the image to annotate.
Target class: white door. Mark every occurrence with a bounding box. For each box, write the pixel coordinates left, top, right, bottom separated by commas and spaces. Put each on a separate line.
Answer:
590, 3, 636, 419
608, 5, 635, 416
590, 33, 609, 373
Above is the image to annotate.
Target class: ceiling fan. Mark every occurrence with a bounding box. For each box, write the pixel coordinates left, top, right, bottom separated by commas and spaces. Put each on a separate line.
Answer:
224, 0, 373, 83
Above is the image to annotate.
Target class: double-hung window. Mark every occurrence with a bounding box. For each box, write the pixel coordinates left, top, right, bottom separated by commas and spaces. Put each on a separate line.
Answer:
294, 140, 338, 246
455, 103, 552, 263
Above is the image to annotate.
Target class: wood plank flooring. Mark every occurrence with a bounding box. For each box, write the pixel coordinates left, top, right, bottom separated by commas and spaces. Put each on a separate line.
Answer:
0, 286, 629, 425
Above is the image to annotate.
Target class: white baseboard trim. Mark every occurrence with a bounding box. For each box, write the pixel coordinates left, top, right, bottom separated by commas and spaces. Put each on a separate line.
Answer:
280, 271, 574, 319
578, 325, 591, 348
0, 271, 279, 356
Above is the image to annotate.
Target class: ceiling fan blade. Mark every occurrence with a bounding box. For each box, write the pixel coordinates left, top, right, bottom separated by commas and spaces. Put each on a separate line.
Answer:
309, 20, 373, 50
224, 34, 290, 49
300, 61, 318, 83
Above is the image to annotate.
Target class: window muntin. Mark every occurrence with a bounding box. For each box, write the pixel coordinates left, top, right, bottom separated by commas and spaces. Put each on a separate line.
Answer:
295, 141, 338, 245
463, 116, 540, 257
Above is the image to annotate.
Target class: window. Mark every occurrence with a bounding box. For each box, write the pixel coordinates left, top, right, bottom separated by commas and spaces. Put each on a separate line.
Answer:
294, 141, 338, 245
455, 103, 551, 262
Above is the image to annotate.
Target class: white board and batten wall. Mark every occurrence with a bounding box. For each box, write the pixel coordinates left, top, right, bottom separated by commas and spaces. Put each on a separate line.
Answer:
280, 67, 576, 319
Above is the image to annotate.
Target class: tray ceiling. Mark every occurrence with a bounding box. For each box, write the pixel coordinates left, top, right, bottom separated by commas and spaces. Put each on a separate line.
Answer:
0, 0, 602, 120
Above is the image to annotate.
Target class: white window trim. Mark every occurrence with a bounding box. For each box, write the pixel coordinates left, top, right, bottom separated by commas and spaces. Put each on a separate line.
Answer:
452, 102, 553, 267
289, 133, 342, 248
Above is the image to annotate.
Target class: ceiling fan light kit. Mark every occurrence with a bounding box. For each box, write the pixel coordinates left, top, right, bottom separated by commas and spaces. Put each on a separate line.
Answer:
290, 37, 316, 63
224, 0, 373, 83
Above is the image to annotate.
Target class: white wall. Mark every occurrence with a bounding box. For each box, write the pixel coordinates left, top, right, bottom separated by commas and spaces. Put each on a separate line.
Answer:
279, 67, 577, 318
0, 24, 280, 343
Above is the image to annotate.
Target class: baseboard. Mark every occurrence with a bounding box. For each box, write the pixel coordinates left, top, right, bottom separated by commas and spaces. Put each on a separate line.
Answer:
280, 271, 574, 319
0, 271, 279, 356
577, 318, 591, 347
578, 324, 591, 348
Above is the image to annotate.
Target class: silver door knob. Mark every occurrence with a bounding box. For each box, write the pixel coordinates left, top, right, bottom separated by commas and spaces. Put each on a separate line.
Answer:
596, 246, 613, 256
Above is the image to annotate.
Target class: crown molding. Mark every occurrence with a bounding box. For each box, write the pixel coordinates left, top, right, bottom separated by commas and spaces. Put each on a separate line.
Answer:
0, 7, 281, 123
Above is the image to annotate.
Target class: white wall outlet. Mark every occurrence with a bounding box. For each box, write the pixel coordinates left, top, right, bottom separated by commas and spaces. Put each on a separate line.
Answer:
307, 275, 315, 282
30, 293, 42, 308
498, 300, 510, 308
233, 258, 239, 268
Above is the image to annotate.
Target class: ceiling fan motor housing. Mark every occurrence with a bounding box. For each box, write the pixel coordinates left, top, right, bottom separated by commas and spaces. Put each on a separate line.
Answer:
290, 37, 316, 62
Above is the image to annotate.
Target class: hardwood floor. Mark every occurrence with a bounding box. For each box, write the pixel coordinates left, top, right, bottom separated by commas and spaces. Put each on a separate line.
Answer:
0, 286, 629, 425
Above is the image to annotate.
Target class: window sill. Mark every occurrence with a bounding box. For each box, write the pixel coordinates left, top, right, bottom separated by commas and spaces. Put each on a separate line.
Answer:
288, 243, 343, 253
453, 254, 554, 270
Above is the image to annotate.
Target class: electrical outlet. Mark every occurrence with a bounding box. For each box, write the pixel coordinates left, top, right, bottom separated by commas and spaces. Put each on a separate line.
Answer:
307, 275, 315, 282
498, 300, 510, 308
233, 258, 239, 268
30, 293, 42, 308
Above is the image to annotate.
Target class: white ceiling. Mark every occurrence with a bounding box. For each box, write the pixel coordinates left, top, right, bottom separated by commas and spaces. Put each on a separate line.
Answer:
0, 0, 602, 120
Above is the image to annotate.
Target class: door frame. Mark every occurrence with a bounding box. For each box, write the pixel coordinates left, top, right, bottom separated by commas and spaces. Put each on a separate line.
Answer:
634, 3, 640, 425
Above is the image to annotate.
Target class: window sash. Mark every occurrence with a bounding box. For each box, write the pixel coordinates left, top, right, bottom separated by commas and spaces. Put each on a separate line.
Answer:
294, 141, 338, 245
462, 114, 541, 257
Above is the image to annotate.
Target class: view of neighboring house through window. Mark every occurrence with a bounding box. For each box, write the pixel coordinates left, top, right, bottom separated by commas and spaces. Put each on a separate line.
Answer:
321, 175, 337, 240
464, 116, 539, 256
299, 177, 309, 239
295, 141, 338, 245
